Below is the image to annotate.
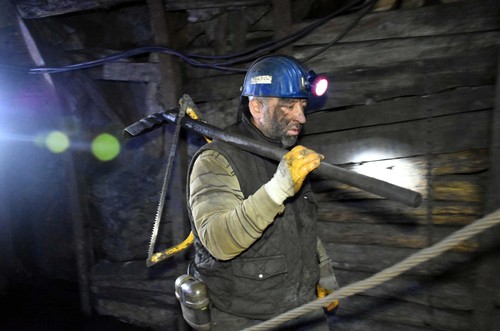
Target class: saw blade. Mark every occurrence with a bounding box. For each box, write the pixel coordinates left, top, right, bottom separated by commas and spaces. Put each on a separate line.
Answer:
147, 102, 186, 262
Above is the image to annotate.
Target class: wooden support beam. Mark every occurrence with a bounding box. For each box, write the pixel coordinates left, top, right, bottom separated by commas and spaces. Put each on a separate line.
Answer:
272, 0, 292, 54
19, 18, 95, 317
66, 152, 94, 316
484, 48, 500, 212
472, 47, 500, 331
146, 4, 190, 330
16, 0, 269, 18
147, 0, 181, 109
293, 0, 500, 44
0, 164, 15, 291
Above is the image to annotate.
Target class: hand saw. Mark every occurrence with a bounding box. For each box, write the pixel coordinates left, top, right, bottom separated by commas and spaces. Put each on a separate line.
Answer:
145, 94, 207, 267
146, 94, 204, 267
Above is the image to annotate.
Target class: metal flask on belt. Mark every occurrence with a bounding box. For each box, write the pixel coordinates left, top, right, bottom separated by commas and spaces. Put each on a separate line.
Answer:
175, 274, 212, 331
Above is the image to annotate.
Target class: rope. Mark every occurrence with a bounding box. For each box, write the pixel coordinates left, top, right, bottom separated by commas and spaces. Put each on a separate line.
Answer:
243, 208, 500, 331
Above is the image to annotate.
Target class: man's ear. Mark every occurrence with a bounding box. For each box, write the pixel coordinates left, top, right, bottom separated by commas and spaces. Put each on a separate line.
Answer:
248, 98, 263, 121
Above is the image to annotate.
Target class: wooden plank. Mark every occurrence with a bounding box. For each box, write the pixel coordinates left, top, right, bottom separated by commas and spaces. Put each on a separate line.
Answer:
91, 259, 178, 280
16, 0, 269, 18
335, 269, 474, 310
432, 175, 485, 203
318, 222, 478, 251
301, 110, 490, 164
52, 71, 125, 125
16, 0, 134, 18
163, 0, 268, 11
316, 47, 497, 109
94, 299, 178, 329
316, 200, 482, 226
431, 149, 490, 176
92, 278, 174, 293
93, 285, 177, 306
293, 0, 500, 44
184, 46, 496, 110
313, 150, 488, 191
183, 73, 244, 102
336, 295, 473, 331
146, 2, 189, 296
182, 3, 499, 109
326, 242, 476, 276
195, 98, 240, 128
299, 31, 500, 71
147, 0, 181, 109
333, 318, 430, 331
472, 48, 500, 331
303, 86, 494, 135
484, 51, 500, 217
272, 0, 292, 54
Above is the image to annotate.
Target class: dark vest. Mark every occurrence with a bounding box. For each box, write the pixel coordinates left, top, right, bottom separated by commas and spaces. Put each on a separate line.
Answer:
186, 118, 320, 320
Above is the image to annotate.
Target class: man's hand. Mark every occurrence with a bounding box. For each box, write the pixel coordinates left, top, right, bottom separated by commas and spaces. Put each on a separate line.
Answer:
284, 145, 324, 193
317, 285, 339, 312
317, 256, 340, 313
264, 145, 323, 204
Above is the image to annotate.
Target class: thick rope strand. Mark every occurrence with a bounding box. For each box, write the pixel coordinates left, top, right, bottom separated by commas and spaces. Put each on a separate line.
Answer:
243, 208, 500, 331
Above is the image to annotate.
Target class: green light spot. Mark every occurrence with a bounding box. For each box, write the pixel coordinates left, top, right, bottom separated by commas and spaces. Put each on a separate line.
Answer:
91, 133, 120, 161
45, 131, 70, 153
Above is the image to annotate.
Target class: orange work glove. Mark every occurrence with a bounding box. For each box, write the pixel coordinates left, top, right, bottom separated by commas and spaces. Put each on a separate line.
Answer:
317, 285, 339, 312
265, 145, 323, 204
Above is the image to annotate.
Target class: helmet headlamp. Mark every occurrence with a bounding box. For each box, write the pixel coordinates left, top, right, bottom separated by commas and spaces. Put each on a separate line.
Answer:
305, 70, 328, 97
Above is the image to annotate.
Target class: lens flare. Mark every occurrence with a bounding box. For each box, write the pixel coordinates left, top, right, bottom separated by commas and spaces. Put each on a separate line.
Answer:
45, 131, 70, 153
91, 133, 120, 161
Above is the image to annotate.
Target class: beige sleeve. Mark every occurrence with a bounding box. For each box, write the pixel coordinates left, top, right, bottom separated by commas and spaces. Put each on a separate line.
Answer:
189, 149, 285, 260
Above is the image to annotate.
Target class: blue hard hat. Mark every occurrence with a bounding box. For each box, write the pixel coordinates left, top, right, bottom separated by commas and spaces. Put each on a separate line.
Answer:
241, 55, 326, 99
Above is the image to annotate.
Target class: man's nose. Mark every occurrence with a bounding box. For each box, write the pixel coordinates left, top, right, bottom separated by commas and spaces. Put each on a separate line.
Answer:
292, 103, 306, 124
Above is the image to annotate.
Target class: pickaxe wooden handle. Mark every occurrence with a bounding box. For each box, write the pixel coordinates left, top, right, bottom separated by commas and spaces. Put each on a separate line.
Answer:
124, 96, 422, 208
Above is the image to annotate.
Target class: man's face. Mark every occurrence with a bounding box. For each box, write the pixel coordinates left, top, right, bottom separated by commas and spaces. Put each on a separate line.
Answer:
257, 97, 307, 148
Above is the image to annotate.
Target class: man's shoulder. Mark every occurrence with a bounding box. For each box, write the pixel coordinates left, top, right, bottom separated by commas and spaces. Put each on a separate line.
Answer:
197, 148, 224, 161
194, 148, 231, 170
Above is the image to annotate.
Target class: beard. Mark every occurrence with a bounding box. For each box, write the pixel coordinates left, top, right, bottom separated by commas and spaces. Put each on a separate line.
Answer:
262, 108, 301, 148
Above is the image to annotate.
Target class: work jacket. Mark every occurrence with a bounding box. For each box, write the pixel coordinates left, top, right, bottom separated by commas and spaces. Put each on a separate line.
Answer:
186, 115, 320, 319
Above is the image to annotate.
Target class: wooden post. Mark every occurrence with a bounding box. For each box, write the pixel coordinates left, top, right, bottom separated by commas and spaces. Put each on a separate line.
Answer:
66, 152, 93, 316
0, 164, 15, 294
272, 0, 292, 54
146, 0, 181, 110
473, 47, 500, 331
146, 2, 188, 329
146, 0, 186, 267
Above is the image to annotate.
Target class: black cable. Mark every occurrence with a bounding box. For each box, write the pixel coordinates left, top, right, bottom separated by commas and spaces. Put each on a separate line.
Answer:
1, 0, 373, 75
301, 0, 377, 63
184, 0, 367, 62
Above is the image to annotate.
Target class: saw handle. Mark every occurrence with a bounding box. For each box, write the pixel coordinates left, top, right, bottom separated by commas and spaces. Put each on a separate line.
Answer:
147, 232, 195, 267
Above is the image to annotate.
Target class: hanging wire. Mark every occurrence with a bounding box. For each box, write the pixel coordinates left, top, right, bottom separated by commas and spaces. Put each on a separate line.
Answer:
183, 0, 372, 65
301, 0, 377, 63
1, 0, 375, 75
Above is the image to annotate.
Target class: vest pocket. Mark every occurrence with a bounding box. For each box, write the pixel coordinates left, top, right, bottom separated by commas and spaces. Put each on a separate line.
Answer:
229, 255, 292, 317
232, 255, 287, 280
